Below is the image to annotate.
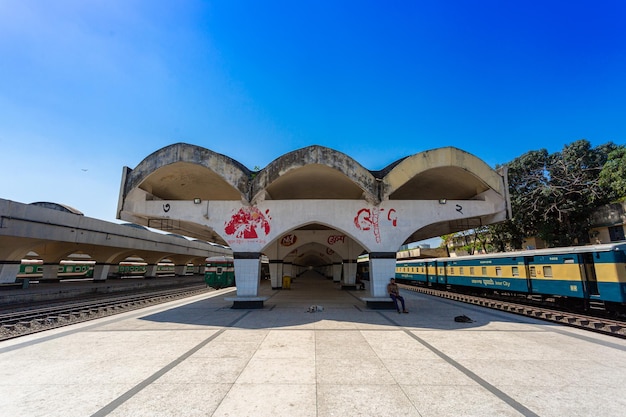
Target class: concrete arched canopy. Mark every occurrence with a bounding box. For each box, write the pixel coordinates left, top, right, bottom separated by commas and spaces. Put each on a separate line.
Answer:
250, 145, 380, 204
119, 144, 508, 251
117, 143, 510, 300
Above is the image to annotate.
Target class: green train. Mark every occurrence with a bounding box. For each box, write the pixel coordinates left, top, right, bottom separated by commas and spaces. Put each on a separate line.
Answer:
17, 260, 95, 281
204, 256, 235, 289
112, 261, 176, 278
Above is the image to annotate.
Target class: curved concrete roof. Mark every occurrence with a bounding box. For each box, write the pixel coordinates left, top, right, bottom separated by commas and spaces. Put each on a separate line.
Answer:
250, 145, 378, 203
118, 143, 508, 246
122, 143, 503, 205
124, 143, 251, 201
384, 147, 506, 200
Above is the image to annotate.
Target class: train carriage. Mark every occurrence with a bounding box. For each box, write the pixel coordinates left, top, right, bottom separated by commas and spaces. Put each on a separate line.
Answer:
396, 259, 428, 284
204, 256, 235, 289
115, 261, 148, 278
395, 242, 626, 313
155, 262, 175, 277
443, 256, 530, 293
17, 259, 95, 281
113, 261, 176, 278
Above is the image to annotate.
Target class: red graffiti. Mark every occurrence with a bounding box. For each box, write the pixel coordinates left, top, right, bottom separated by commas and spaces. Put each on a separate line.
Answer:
353, 207, 398, 243
354, 208, 372, 231
224, 207, 271, 239
280, 234, 297, 246
387, 208, 397, 226
327, 235, 346, 245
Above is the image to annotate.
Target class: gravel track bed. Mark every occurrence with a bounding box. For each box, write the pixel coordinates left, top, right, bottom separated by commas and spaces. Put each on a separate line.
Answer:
0, 284, 213, 341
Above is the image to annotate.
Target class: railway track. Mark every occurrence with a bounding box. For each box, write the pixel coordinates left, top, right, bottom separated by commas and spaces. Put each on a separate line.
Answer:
400, 284, 626, 339
0, 284, 212, 341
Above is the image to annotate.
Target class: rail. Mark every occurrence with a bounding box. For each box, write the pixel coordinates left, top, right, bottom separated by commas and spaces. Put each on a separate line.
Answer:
400, 284, 626, 339
0, 284, 211, 341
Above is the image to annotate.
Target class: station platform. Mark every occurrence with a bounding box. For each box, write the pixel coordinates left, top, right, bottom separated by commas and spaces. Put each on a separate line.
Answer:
0, 275, 207, 308
1, 271, 626, 417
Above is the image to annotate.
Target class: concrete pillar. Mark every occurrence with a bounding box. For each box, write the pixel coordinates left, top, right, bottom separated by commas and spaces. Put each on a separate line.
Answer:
332, 262, 342, 282
93, 264, 111, 282
341, 260, 357, 287
0, 263, 19, 284
269, 260, 283, 289
233, 252, 261, 297
369, 252, 397, 297
146, 264, 158, 278
42, 264, 59, 281
174, 265, 186, 276
325, 265, 333, 279
283, 262, 293, 279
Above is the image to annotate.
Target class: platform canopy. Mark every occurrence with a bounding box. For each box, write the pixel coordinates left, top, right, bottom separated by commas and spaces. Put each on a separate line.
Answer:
117, 143, 510, 250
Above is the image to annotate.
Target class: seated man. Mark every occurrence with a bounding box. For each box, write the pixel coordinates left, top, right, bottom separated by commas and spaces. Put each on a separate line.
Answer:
387, 278, 408, 313
355, 273, 365, 290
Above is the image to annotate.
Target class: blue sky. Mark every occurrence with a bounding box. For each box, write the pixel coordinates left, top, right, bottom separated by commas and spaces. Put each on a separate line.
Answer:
1, 1, 625, 246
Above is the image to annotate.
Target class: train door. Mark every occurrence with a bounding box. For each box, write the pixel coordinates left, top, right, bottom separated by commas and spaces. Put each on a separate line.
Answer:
523, 256, 534, 294
578, 253, 599, 296
426, 261, 437, 286
439, 261, 448, 286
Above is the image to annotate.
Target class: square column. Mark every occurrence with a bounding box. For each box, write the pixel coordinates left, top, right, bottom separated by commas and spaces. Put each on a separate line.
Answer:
269, 260, 283, 289
226, 252, 268, 309
332, 263, 342, 282
42, 264, 59, 281
0, 263, 20, 284
341, 260, 357, 289
93, 264, 111, 282
362, 252, 397, 309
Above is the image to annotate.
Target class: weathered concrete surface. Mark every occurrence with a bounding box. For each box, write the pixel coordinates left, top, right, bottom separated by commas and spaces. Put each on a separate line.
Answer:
0, 199, 230, 283
118, 144, 510, 305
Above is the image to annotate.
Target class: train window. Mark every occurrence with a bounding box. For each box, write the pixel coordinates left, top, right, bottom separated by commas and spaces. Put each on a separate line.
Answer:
512, 266, 519, 276
495, 266, 502, 276
450, 267, 454, 274
530, 266, 536, 277
459, 267, 464, 275
543, 266, 553, 277
469, 267, 474, 275
481, 266, 487, 276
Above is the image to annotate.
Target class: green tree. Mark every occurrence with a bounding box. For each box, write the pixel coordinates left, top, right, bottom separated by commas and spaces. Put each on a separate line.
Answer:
541, 139, 615, 245
497, 149, 550, 244
439, 234, 454, 256
599, 145, 626, 202
490, 139, 618, 249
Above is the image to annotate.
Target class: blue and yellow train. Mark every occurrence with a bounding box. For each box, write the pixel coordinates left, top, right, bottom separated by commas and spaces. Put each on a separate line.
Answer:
395, 243, 626, 314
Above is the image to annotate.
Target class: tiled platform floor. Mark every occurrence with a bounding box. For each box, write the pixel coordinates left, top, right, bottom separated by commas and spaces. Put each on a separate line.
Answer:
2, 271, 626, 416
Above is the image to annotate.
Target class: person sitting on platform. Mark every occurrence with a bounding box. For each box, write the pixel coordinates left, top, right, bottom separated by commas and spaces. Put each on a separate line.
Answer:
356, 273, 365, 290
387, 278, 408, 313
